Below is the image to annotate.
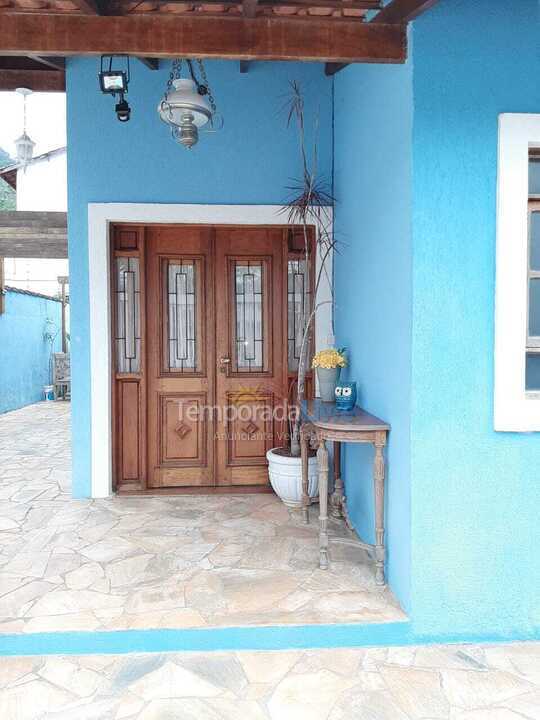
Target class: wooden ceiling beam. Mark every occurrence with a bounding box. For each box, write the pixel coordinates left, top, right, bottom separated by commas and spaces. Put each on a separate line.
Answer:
27, 55, 65, 71
137, 57, 159, 70
326, 1, 437, 77
325, 62, 348, 76
0, 212, 67, 259
107, 0, 381, 9
370, 0, 438, 24
0, 13, 407, 64
0, 68, 65, 92
70, 0, 102, 14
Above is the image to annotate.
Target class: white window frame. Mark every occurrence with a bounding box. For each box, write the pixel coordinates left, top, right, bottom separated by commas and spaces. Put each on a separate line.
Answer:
494, 114, 540, 431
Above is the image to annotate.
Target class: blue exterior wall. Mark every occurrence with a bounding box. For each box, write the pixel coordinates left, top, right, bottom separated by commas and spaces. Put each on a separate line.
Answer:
66, 58, 332, 498
64, 0, 540, 644
410, 0, 540, 640
333, 62, 413, 612
0, 289, 62, 413
335, 0, 540, 639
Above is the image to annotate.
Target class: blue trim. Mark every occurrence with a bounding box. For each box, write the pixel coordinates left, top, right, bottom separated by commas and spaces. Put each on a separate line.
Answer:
1, 621, 539, 657
0, 623, 412, 656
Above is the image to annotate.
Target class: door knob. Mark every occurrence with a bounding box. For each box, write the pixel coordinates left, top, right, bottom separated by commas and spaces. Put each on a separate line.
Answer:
219, 357, 231, 373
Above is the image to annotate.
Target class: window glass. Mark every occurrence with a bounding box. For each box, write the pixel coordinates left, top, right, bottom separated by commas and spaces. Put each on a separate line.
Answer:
529, 278, 540, 338
526, 352, 540, 391
167, 260, 197, 372
530, 212, 540, 270
529, 159, 540, 195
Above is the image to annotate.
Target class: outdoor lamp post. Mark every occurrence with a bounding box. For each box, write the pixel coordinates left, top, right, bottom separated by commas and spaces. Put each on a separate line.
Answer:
157, 59, 222, 149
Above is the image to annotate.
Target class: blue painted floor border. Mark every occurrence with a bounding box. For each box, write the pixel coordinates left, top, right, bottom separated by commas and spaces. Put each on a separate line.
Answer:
1, 620, 539, 657
1, 621, 413, 656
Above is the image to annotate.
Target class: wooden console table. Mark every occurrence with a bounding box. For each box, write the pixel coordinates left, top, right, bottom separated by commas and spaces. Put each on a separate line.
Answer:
300, 400, 390, 585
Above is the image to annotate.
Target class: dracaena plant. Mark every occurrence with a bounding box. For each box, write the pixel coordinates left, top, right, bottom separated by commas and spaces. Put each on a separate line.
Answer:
280, 81, 336, 457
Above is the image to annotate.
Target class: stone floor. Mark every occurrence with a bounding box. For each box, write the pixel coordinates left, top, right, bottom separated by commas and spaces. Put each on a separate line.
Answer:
0, 403, 404, 635
1, 642, 539, 719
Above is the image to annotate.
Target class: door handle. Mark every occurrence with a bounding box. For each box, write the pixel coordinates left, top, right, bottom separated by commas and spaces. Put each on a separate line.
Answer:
219, 357, 231, 374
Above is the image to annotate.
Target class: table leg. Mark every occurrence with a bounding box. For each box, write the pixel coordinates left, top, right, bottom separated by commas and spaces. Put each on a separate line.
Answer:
374, 432, 386, 585
318, 437, 329, 569
300, 426, 309, 524
330, 440, 343, 518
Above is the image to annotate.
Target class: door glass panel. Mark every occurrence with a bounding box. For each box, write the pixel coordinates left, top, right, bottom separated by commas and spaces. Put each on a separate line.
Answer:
167, 260, 197, 372
526, 352, 540, 391
115, 256, 140, 373
288, 258, 311, 372
529, 278, 540, 338
235, 261, 263, 371
530, 212, 540, 271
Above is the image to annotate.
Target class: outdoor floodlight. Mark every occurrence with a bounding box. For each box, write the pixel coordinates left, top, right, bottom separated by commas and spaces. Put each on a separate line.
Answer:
99, 56, 132, 123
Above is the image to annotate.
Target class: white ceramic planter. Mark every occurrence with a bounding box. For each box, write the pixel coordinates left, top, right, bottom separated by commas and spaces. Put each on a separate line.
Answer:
266, 448, 319, 508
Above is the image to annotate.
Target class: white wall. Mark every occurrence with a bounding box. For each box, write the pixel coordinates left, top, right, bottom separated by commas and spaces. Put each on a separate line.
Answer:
16, 150, 67, 212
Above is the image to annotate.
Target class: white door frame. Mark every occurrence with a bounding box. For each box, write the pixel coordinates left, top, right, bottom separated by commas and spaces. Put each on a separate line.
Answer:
88, 203, 333, 498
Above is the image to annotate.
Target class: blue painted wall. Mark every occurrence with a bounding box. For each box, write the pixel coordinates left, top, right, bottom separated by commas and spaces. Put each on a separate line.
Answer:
65, 0, 540, 643
0, 289, 62, 413
410, 0, 540, 640
333, 62, 413, 611
66, 58, 332, 497
334, 0, 540, 639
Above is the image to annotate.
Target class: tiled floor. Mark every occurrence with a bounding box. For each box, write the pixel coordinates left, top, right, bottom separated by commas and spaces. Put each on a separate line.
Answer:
0, 403, 404, 635
1, 642, 539, 719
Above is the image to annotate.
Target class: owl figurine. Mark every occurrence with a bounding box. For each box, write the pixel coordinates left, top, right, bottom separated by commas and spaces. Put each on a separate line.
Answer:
335, 381, 357, 411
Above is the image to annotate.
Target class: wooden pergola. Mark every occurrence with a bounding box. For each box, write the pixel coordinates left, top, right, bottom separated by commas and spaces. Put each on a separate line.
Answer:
0, 0, 437, 87
0, 212, 68, 259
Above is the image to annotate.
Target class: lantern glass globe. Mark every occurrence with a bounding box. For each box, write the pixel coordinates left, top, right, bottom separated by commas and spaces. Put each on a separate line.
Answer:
158, 79, 212, 129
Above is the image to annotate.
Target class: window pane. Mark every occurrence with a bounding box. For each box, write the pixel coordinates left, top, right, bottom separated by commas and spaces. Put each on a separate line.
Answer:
167, 260, 197, 372
529, 278, 540, 337
529, 159, 540, 195
235, 261, 264, 372
526, 353, 540, 391
530, 212, 540, 271
287, 258, 312, 373
115, 257, 140, 373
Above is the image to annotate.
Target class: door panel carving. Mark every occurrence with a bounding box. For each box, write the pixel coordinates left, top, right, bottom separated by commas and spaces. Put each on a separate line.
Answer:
159, 393, 207, 466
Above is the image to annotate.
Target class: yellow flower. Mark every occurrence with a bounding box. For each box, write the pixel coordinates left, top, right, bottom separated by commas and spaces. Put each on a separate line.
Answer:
311, 348, 347, 370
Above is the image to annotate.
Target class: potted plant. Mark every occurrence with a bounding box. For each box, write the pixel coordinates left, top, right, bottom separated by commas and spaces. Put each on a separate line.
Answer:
312, 348, 347, 402
266, 82, 337, 508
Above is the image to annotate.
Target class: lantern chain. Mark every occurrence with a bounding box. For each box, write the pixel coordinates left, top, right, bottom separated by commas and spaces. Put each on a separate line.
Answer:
166, 58, 183, 96
196, 59, 217, 116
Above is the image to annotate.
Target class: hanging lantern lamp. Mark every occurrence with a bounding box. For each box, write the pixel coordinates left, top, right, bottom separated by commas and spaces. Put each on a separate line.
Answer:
157, 59, 222, 149
14, 88, 35, 166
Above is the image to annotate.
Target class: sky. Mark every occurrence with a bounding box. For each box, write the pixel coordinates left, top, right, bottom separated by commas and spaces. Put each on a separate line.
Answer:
0, 91, 66, 159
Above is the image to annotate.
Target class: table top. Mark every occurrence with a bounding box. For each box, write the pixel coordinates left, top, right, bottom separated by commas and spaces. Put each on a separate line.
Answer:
301, 399, 390, 432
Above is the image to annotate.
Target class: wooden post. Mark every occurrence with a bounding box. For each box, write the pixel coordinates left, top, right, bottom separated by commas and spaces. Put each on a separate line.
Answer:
317, 436, 330, 569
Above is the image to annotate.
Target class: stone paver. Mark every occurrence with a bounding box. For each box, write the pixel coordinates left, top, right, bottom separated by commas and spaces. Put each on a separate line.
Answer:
0, 403, 405, 634
0, 642, 538, 719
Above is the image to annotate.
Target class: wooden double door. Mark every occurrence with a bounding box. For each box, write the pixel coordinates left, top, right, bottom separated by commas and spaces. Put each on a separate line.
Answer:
112, 223, 307, 492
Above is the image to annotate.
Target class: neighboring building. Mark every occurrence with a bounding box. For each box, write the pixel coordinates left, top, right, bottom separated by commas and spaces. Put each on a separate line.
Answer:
0, 146, 68, 295
0, 146, 66, 211
0, 286, 62, 413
